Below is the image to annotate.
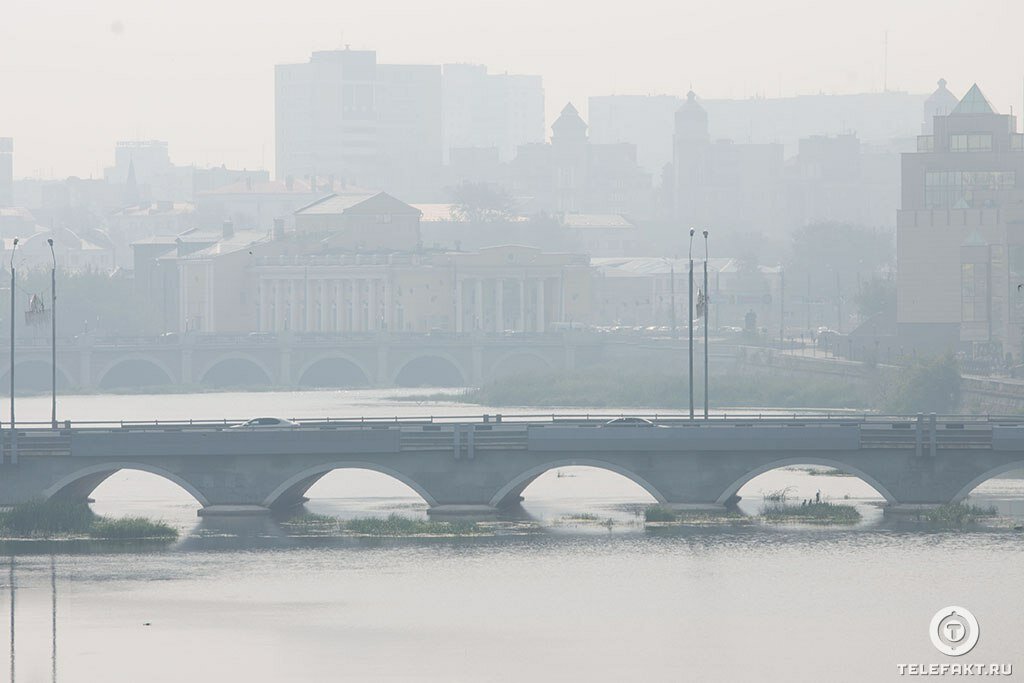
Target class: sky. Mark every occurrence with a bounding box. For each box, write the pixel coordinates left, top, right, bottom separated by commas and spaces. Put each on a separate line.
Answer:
1, 0, 1023, 179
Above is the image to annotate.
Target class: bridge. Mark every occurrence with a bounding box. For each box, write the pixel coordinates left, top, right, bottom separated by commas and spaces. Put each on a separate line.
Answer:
0, 332, 690, 391
1, 414, 1022, 516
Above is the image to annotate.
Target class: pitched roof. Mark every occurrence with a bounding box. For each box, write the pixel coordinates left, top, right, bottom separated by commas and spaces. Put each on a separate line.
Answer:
562, 214, 636, 230
952, 84, 996, 115
296, 191, 421, 217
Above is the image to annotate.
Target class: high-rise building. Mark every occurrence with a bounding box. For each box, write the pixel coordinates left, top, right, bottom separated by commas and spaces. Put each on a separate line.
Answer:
897, 82, 1024, 357
442, 64, 545, 163
275, 49, 443, 198
671, 91, 785, 232
0, 138, 13, 207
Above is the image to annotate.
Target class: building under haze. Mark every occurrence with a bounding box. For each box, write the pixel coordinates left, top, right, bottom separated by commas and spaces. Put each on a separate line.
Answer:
671, 91, 785, 232
0, 138, 13, 207
897, 82, 1024, 358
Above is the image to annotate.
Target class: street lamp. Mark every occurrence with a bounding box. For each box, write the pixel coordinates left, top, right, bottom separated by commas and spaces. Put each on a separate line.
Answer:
9, 237, 18, 448
703, 229, 709, 419
688, 228, 695, 420
48, 239, 57, 429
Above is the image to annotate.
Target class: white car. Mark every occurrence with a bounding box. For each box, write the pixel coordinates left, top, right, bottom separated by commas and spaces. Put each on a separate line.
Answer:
230, 417, 300, 430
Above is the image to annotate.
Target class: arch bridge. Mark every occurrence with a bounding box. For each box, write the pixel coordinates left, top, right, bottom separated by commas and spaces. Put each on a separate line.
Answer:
0, 414, 1021, 516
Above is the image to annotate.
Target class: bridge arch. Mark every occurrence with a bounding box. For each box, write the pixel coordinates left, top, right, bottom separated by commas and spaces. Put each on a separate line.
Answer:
199, 354, 274, 388
715, 456, 898, 506
42, 462, 210, 507
296, 354, 373, 388
391, 353, 467, 387
489, 459, 668, 508
950, 460, 1024, 504
95, 355, 176, 389
262, 462, 438, 509
486, 351, 553, 381
0, 359, 74, 392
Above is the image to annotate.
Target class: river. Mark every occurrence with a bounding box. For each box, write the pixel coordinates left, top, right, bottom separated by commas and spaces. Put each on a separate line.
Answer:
1, 389, 1022, 682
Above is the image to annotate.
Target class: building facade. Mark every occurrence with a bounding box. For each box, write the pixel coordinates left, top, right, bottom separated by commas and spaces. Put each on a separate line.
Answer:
897, 83, 1024, 358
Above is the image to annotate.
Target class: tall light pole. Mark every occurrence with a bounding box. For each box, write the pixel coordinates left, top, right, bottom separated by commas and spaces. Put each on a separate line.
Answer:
688, 228, 695, 420
48, 238, 57, 429
703, 229, 710, 419
9, 237, 17, 458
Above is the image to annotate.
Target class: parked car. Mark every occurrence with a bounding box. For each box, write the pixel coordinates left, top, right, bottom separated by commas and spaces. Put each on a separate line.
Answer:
230, 417, 300, 430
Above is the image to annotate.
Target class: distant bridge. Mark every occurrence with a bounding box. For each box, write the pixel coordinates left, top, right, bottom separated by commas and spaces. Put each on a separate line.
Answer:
0, 332, 715, 391
1, 414, 1022, 516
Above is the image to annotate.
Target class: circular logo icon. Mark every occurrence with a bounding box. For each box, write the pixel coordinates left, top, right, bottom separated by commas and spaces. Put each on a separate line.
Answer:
930, 606, 980, 656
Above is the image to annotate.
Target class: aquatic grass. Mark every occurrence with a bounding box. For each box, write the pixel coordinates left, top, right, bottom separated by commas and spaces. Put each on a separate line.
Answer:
760, 500, 861, 524
923, 503, 998, 527
0, 500, 178, 540
762, 487, 794, 503
562, 512, 601, 521
644, 505, 679, 522
89, 517, 178, 540
343, 514, 478, 537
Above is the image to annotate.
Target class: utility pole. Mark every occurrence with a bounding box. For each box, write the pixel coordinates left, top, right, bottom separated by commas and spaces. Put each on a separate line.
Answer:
48, 239, 57, 429
779, 267, 785, 348
688, 229, 696, 419
703, 230, 710, 419
9, 237, 18, 461
669, 264, 677, 339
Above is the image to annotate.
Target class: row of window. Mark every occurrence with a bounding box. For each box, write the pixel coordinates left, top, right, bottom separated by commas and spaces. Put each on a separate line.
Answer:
950, 134, 992, 152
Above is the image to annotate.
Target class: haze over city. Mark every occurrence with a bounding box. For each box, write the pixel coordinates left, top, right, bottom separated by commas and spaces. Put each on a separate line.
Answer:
3, 0, 1024, 177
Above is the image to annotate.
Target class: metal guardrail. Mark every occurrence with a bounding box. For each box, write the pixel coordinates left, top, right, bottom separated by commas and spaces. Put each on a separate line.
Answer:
3, 413, 1024, 432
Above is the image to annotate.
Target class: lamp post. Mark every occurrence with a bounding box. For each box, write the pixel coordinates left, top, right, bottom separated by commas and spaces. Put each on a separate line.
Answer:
688, 228, 695, 420
48, 238, 56, 429
703, 229, 709, 419
9, 237, 18, 453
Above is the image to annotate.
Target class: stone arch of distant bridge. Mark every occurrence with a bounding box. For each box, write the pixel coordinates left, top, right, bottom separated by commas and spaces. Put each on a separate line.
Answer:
0, 359, 75, 392
42, 462, 211, 507
485, 350, 554, 382
489, 458, 668, 508
295, 353, 374, 388
950, 459, 1024, 504
94, 354, 177, 389
390, 352, 469, 387
197, 353, 275, 387
714, 456, 899, 506
262, 461, 439, 509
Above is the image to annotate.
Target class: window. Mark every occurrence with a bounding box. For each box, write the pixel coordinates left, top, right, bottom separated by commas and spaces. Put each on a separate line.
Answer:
949, 133, 992, 152
924, 170, 1016, 208
917, 135, 934, 152
1012, 134, 1024, 151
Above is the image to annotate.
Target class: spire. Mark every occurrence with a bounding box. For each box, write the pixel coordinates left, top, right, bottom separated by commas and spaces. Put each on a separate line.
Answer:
952, 84, 996, 115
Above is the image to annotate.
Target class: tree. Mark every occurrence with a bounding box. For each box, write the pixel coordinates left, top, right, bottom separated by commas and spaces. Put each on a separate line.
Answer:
855, 277, 896, 319
449, 182, 516, 223
883, 354, 961, 414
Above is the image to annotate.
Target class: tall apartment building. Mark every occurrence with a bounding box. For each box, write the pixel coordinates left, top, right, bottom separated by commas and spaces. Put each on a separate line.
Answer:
0, 138, 14, 207
441, 64, 545, 162
276, 49, 447, 199
897, 83, 1024, 357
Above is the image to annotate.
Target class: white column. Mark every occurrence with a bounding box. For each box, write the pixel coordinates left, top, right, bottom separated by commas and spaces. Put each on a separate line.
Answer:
495, 279, 504, 332
536, 278, 546, 333
319, 280, 329, 332
349, 279, 359, 331
455, 278, 464, 333
273, 279, 284, 332
258, 279, 269, 332
384, 277, 393, 331
518, 279, 526, 332
474, 278, 484, 331
290, 280, 301, 331
367, 279, 378, 331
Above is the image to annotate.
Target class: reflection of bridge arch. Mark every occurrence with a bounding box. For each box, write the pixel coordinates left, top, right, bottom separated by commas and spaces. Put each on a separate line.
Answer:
42, 462, 210, 506
391, 353, 468, 387
715, 456, 898, 506
296, 354, 373, 388
95, 355, 176, 389
198, 354, 274, 388
0, 359, 75, 392
262, 462, 438, 509
489, 459, 667, 508
951, 460, 1024, 504
486, 351, 553, 382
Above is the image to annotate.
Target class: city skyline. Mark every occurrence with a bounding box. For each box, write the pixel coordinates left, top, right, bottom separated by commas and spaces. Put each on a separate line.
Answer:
2, 0, 1024, 178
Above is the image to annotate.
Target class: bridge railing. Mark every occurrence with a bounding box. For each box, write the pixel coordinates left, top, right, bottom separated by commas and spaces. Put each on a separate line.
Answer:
5, 412, 1024, 432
